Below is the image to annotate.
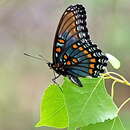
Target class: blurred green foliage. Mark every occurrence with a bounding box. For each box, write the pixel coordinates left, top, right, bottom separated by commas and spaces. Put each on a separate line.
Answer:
0, 0, 130, 130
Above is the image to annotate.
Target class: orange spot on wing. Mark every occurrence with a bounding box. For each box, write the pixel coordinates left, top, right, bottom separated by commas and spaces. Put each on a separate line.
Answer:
72, 22, 76, 27
72, 44, 78, 49
87, 54, 92, 58
58, 39, 65, 44
67, 61, 71, 65
72, 58, 78, 63
83, 50, 89, 54
56, 47, 61, 52
90, 58, 96, 63
89, 69, 93, 74
90, 64, 95, 69
79, 47, 84, 51
64, 55, 68, 59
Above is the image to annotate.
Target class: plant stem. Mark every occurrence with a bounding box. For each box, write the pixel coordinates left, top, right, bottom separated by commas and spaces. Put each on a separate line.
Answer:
117, 98, 130, 114
111, 80, 117, 99
101, 71, 130, 114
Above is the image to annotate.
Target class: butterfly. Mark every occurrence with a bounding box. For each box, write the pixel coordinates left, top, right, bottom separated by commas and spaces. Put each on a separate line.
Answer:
48, 4, 108, 87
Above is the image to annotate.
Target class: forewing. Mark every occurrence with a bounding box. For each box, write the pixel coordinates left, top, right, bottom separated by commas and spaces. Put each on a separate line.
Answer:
53, 4, 90, 63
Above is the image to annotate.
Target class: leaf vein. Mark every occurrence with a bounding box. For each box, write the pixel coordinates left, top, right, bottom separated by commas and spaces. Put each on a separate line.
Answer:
78, 78, 103, 120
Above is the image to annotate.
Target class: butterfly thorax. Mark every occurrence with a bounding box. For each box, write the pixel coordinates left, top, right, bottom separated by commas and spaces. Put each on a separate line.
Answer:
48, 62, 67, 76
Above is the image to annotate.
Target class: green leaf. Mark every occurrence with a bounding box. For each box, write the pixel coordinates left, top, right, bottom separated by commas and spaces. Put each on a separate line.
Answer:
81, 117, 125, 130
36, 77, 119, 129
68, 127, 77, 130
62, 77, 118, 127
35, 85, 68, 128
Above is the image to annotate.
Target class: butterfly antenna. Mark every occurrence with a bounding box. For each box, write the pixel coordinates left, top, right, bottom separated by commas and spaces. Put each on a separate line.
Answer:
24, 53, 49, 63
38, 54, 49, 63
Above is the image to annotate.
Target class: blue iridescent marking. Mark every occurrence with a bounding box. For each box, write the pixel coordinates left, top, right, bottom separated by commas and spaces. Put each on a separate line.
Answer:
56, 42, 64, 47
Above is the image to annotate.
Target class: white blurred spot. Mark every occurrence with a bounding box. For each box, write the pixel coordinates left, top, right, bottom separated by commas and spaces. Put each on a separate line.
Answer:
106, 53, 120, 69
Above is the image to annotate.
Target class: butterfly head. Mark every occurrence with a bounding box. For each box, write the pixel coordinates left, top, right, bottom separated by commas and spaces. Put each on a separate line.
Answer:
47, 62, 61, 70
47, 62, 66, 76
47, 62, 53, 69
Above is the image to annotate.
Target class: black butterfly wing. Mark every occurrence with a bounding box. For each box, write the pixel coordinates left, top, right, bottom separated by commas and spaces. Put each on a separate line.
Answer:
53, 4, 90, 64
52, 4, 108, 86
65, 42, 108, 78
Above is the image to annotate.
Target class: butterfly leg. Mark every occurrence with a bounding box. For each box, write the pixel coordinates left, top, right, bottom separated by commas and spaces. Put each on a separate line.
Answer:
68, 75, 83, 87
52, 74, 63, 92
52, 74, 61, 84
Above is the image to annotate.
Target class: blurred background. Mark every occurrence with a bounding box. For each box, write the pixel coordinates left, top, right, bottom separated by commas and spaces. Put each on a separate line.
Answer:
0, 0, 130, 129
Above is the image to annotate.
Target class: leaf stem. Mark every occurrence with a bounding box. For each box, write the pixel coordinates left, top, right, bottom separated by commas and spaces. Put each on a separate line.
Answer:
101, 72, 130, 87
117, 98, 130, 114
105, 72, 127, 82
101, 71, 130, 114
111, 80, 117, 99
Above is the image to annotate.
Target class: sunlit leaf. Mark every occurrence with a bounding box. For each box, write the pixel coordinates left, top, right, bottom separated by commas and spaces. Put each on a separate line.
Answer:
36, 77, 119, 129
35, 85, 68, 128
81, 117, 125, 130
62, 77, 118, 127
